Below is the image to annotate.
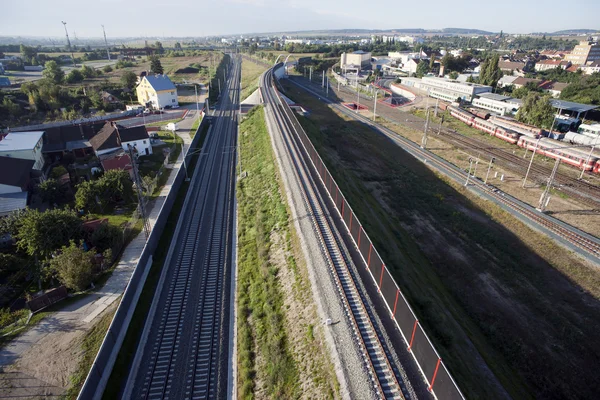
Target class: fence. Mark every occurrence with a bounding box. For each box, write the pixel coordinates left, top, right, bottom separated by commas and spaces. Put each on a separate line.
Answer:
77, 116, 210, 400
275, 80, 465, 400
26, 286, 68, 313
6, 110, 138, 133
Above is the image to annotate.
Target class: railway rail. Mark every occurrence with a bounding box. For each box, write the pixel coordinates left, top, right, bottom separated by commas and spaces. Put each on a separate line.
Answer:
324, 77, 600, 209
124, 55, 240, 399
286, 77, 600, 261
262, 68, 409, 399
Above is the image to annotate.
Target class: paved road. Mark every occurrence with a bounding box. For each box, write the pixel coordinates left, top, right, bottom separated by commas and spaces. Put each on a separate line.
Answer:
123, 55, 239, 400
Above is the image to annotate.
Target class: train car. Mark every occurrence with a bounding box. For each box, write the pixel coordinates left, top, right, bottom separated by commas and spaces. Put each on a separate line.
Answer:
594, 159, 600, 174
489, 115, 544, 138
518, 136, 599, 171
448, 105, 475, 126
494, 126, 521, 144
469, 108, 491, 120
472, 117, 496, 135
438, 101, 450, 112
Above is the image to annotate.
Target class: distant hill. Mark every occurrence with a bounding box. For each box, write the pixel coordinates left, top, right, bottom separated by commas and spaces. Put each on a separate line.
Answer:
551, 29, 599, 35
442, 28, 494, 35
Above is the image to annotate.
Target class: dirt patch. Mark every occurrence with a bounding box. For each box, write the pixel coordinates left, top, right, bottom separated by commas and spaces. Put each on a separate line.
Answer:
0, 305, 116, 398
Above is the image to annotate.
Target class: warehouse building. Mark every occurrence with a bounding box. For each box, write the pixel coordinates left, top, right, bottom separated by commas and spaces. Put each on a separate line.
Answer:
340, 50, 372, 71
400, 76, 492, 102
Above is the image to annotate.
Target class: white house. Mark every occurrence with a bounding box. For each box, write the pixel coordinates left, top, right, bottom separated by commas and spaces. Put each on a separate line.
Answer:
90, 122, 152, 157
136, 74, 178, 110
0, 131, 45, 170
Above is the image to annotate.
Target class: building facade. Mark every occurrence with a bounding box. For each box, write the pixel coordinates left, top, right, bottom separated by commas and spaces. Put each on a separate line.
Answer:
340, 51, 372, 70
0, 131, 45, 170
136, 75, 178, 110
565, 40, 600, 65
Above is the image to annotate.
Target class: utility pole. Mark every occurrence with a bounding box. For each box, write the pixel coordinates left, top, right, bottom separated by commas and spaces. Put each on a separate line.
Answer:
101, 25, 110, 61
326, 77, 329, 96
538, 158, 560, 212
128, 144, 151, 239
421, 107, 430, 149
61, 21, 76, 67
465, 157, 474, 186
194, 84, 200, 120
484, 157, 495, 184
434, 98, 439, 117
437, 114, 444, 135
309, 67, 312, 82
356, 85, 360, 113
472, 154, 480, 177
322, 71, 325, 88
523, 137, 541, 188
373, 90, 378, 121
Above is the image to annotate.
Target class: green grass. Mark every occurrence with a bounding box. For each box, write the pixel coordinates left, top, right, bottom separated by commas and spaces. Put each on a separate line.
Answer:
144, 118, 182, 127
281, 80, 600, 400
189, 116, 202, 138
237, 106, 300, 399
61, 306, 117, 400
240, 59, 268, 101
102, 122, 209, 400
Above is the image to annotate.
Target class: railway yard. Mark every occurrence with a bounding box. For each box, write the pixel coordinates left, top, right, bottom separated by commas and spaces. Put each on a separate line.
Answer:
276, 71, 600, 399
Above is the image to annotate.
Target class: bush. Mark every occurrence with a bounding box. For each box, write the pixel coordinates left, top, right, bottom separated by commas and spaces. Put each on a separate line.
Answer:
0, 308, 28, 330
51, 165, 68, 179
91, 223, 123, 253
102, 65, 113, 73
50, 241, 94, 291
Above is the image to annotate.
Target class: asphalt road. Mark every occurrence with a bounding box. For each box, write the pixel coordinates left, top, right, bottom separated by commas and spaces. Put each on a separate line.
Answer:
122, 56, 240, 399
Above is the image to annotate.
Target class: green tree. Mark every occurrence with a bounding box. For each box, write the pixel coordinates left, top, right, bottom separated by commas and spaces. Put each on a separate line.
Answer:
449, 71, 459, 80
1, 98, 21, 119
42, 61, 64, 84
516, 92, 555, 129
154, 41, 164, 54
479, 54, 503, 87
121, 71, 138, 89
174, 42, 182, 50
429, 56, 436, 70
50, 241, 94, 291
75, 180, 100, 211
100, 169, 134, 204
149, 56, 164, 74
15, 208, 82, 262
20, 44, 38, 64
37, 179, 65, 205
80, 64, 96, 78
416, 61, 430, 78
65, 69, 84, 84
102, 65, 113, 73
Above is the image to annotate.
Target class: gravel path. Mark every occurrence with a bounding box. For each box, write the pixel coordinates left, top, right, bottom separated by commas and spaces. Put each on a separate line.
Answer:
263, 103, 374, 400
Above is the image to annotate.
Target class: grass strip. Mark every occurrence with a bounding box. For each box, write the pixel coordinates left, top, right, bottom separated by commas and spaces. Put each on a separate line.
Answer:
237, 107, 300, 399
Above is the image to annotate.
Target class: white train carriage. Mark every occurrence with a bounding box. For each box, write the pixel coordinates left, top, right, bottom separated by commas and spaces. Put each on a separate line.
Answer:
518, 136, 599, 171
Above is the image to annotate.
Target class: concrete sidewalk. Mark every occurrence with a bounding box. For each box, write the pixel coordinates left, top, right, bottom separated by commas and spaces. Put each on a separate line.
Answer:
0, 121, 196, 368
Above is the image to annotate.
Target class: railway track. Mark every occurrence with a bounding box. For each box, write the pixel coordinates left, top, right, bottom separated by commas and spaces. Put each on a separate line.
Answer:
306, 76, 600, 209
125, 55, 240, 400
286, 77, 600, 260
262, 68, 409, 399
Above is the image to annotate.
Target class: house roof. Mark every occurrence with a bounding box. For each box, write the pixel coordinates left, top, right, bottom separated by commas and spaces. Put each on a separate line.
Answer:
99, 150, 133, 172
566, 65, 581, 73
537, 59, 563, 65
512, 77, 542, 86
498, 75, 518, 85
42, 122, 104, 153
498, 60, 526, 70
0, 131, 43, 152
550, 99, 597, 113
0, 156, 34, 189
143, 74, 176, 91
90, 122, 149, 152
539, 81, 569, 92
90, 122, 121, 151
119, 125, 149, 142
0, 192, 28, 216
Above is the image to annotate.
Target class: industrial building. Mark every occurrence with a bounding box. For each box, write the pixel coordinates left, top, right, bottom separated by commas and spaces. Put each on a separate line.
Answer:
400, 76, 492, 102
340, 50, 372, 71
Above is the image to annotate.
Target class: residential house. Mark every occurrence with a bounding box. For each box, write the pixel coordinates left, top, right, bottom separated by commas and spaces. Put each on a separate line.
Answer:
136, 74, 178, 110
403, 58, 423, 75
0, 156, 34, 194
498, 60, 527, 74
42, 122, 104, 161
497, 75, 519, 88
539, 81, 570, 98
101, 91, 121, 105
511, 77, 542, 89
534, 59, 571, 72
0, 131, 45, 170
98, 151, 134, 178
581, 60, 600, 75
90, 121, 152, 157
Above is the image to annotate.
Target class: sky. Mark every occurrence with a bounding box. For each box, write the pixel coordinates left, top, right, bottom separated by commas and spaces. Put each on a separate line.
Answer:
1, 0, 599, 38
